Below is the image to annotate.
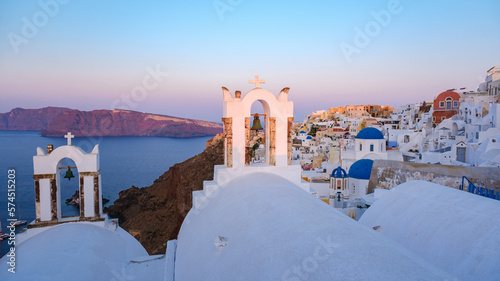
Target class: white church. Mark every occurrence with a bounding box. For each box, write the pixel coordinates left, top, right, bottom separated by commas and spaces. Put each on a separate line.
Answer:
1, 77, 499, 281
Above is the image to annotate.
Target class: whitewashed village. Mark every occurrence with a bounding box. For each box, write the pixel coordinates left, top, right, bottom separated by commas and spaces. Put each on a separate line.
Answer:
1, 72, 500, 281
291, 65, 500, 216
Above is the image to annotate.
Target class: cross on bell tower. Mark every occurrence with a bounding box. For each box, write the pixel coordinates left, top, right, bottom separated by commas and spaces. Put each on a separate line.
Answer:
64, 132, 74, 146
249, 75, 265, 88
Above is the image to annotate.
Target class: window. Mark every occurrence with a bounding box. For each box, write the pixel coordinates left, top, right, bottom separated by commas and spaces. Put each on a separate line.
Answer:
453, 101, 458, 108
359, 144, 362, 151
439, 101, 445, 108
370, 144, 374, 151
445, 97, 452, 110
432, 116, 436, 122
441, 116, 445, 121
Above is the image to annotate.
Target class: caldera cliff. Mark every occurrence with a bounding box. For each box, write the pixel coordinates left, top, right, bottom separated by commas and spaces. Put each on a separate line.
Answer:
0, 107, 72, 131
104, 134, 224, 254
42, 109, 222, 138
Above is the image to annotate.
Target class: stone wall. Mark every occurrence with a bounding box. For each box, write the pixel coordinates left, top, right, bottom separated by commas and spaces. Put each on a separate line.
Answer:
368, 160, 500, 193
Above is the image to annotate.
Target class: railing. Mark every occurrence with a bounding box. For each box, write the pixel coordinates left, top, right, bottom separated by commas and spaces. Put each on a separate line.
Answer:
460, 176, 499, 200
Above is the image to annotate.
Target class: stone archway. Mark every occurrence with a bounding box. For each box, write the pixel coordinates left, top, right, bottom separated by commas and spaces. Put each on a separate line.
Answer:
56, 157, 80, 218
246, 99, 272, 166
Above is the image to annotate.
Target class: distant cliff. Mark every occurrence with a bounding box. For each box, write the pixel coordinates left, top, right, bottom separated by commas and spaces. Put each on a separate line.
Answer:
0, 107, 72, 131
104, 134, 225, 254
0, 107, 222, 137
41, 109, 222, 138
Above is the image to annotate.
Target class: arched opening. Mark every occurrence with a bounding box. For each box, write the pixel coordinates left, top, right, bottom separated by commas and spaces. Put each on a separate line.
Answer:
249, 100, 270, 165
57, 158, 80, 218
452, 122, 458, 136
445, 97, 453, 110
404, 135, 410, 143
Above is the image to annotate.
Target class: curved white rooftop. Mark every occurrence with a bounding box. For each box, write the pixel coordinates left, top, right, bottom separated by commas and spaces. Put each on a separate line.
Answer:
359, 180, 500, 281
175, 173, 452, 281
0, 223, 148, 280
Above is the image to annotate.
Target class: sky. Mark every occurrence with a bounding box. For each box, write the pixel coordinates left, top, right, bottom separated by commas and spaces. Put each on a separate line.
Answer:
0, 0, 499, 122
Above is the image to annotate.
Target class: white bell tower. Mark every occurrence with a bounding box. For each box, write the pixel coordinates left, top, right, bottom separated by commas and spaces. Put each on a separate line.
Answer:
31, 132, 104, 227
191, 76, 311, 211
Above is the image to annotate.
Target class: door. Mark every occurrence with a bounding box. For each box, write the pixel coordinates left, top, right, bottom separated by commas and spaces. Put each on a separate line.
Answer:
457, 147, 466, 162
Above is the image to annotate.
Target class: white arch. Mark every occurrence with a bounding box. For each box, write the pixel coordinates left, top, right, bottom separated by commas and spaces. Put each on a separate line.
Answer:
34, 145, 99, 175
362, 153, 382, 160
241, 88, 276, 117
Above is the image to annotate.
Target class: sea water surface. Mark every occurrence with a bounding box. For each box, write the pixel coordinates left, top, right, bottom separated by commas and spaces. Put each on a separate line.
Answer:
0, 131, 213, 257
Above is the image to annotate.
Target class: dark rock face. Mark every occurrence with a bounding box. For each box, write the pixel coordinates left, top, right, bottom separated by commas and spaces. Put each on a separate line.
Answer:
41, 109, 222, 138
65, 190, 109, 206
0, 107, 72, 131
104, 134, 224, 254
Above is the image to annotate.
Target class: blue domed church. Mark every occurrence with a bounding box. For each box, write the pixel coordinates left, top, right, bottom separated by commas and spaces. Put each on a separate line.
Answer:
348, 159, 374, 198
330, 166, 349, 203
355, 127, 387, 161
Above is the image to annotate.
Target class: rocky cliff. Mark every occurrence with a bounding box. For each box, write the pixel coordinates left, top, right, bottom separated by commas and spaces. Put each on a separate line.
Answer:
104, 134, 224, 254
41, 109, 222, 138
0, 107, 72, 130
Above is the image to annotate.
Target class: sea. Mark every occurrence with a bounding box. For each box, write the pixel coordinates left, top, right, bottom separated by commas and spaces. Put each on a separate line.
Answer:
0, 131, 213, 257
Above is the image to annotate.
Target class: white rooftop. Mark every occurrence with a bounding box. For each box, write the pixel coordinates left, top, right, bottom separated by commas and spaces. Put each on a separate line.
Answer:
359, 180, 500, 281
0, 223, 154, 281
175, 173, 452, 281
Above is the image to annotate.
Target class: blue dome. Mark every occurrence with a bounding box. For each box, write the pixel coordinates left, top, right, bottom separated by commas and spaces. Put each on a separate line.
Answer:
356, 127, 384, 140
306, 135, 312, 139
348, 159, 374, 180
299, 130, 306, 134
331, 166, 348, 178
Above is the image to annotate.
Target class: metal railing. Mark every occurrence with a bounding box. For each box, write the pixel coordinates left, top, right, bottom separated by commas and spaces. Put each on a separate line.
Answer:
460, 176, 499, 200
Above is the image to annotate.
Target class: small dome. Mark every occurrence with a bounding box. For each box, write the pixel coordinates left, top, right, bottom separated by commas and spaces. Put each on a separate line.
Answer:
349, 159, 374, 180
331, 166, 348, 178
0, 223, 148, 280
299, 130, 306, 134
306, 135, 312, 139
356, 127, 384, 140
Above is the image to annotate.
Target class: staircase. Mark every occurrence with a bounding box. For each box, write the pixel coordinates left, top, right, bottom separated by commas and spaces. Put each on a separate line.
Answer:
460, 176, 500, 200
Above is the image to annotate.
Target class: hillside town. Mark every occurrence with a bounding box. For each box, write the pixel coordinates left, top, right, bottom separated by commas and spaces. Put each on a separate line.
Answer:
261, 65, 500, 212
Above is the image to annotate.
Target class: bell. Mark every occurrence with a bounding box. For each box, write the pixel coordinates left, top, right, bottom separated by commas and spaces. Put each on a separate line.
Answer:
251, 114, 264, 131
64, 167, 75, 181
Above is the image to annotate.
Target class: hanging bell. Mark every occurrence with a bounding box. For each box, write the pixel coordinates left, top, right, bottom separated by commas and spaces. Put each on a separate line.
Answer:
64, 167, 75, 181
251, 113, 264, 131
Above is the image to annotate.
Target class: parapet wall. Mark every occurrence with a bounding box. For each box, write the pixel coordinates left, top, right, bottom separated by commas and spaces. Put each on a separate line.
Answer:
368, 160, 500, 193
